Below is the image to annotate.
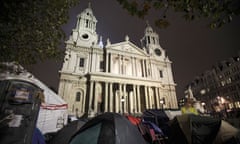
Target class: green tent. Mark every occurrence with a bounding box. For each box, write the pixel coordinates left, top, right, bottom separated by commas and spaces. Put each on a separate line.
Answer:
69, 112, 147, 144
169, 114, 221, 144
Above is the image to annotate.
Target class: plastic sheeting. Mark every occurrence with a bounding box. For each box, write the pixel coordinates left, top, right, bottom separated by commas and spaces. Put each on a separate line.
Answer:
0, 62, 68, 134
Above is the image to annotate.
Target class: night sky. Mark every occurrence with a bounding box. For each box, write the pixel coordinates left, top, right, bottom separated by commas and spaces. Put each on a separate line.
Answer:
27, 0, 240, 100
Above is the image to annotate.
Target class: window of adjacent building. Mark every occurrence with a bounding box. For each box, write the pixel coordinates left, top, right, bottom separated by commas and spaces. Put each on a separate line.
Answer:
159, 70, 163, 78
79, 58, 85, 67
76, 92, 81, 102
221, 81, 225, 86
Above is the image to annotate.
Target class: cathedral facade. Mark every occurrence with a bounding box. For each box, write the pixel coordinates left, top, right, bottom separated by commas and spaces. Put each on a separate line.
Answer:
58, 5, 178, 117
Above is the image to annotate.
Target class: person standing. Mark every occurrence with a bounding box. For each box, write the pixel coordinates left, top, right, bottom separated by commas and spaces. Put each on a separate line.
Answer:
181, 98, 198, 115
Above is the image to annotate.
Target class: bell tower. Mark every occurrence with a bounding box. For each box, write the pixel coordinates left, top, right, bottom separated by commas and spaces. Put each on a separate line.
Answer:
71, 3, 98, 47
141, 22, 166, 59
61, 3, 103, 75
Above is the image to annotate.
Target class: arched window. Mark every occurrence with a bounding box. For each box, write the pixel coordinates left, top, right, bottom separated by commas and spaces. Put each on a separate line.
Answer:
76, 92, 81, 102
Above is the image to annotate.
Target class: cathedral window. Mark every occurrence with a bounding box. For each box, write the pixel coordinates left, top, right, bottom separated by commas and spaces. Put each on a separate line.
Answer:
79, 58, 85, 67
86, 20, 89, 28
100, 61, 104, 71
152, 37, 155, 44
147, 36, 150, 44
76, 92, 81, 102
148, 68, 151, 76
159, 70, 163, 78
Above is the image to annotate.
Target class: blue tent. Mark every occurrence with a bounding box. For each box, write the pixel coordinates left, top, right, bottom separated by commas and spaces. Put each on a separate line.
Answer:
32, 128, 45, 144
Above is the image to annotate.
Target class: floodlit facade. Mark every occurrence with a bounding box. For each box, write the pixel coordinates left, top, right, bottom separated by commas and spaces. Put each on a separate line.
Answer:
58, 4, 178, 117
185, 53, 240, 112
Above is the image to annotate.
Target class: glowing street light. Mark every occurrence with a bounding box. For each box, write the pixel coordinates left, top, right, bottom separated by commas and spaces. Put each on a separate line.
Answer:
160, 98, 165, 111
121, 96, 125, 115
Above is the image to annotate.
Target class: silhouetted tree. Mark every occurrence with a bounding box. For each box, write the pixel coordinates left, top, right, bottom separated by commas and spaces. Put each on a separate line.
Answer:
117, 0, 240, 29
0, 0, 79, 64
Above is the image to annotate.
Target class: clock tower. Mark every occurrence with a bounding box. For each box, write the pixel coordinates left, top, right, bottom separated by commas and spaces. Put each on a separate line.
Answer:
71, 3, 98, 47
141, 22, 166, 60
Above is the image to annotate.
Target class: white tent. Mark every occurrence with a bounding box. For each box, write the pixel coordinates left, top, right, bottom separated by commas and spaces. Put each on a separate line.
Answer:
165, 110, 182, 120
0, 62, 68, 134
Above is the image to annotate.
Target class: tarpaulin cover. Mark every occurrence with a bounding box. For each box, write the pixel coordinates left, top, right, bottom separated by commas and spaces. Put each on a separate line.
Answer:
70, 112, 147, 144
48, 120, 86, 144
126, 115, 141, 125
0, 62, 68, 134
169, 114, 221, 144
32, 128, 46, 144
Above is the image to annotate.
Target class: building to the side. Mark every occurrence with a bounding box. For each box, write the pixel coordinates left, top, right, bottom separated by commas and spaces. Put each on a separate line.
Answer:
58, 4, 178, 117
185, 53, 240, 113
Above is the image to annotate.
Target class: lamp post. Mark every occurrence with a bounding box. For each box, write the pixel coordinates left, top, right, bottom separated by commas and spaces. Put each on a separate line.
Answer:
201, 102, 206, 114
217, 96, 228, 119
121, 96, 125, 115
160, 99, 164, 111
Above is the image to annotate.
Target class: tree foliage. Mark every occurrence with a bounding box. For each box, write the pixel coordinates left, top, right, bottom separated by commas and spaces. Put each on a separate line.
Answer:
0, 0, 79, 65
116, 0, 240, 29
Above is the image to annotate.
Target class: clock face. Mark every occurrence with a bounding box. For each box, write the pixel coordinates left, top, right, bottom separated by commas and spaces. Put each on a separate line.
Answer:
81, 33, 89, 40
154, 48, 161, 56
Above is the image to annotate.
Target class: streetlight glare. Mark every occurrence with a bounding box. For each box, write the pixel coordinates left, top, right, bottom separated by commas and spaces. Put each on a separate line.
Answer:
121, 97, 125, 102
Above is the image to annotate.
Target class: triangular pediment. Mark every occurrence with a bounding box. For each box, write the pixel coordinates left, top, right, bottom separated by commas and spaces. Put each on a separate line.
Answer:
106, 41, 147, 57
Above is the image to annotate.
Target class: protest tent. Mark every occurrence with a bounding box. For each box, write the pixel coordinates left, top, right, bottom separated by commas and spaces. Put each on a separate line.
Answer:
0, 62, 68, 134
213, 120, 240, 144
69, 112, 147, 144
47, 120, 86, 144
126, 115, 141, 125
169, 114, 222, 144
141, 120, 169, 143
32, 128, 46, 144
142, 109, 171, 136
32, 77, 68, 134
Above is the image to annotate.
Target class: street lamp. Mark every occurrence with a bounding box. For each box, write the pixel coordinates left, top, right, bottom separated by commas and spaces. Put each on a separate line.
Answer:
160, 98, 164, 111
121, 96, 125, 115
217, 96, 228, 119
201, 102, 206, 114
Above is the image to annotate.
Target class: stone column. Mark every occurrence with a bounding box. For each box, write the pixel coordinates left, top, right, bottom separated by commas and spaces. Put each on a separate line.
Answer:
131, 57, 134, 76
133, 85, 137, 114
93, 82, 99, 114
115, 88, 119, 113
74, 55, 79, 72
88, 81, 94, 114
144, 86, 148, 109
109, 53, 111, 73
134, 58, 137, 77
144, 59, 147, 77
137, 85, 141, 113
106, 52, 109, 72
104, 82, 109, 112
158, 88, 163, 109
155, 87, 160, 109
109, 53, 113, 73
149, 60, 152, 77
123, 83, 127, 113
118, 54, 121, 74
119, 84, 122, 113
82, 88, 86, 113
109, 82, 113, 112
142, 60, 145, 77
